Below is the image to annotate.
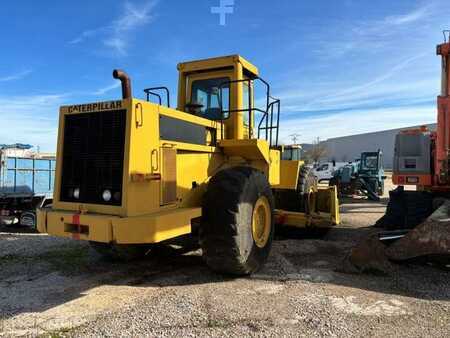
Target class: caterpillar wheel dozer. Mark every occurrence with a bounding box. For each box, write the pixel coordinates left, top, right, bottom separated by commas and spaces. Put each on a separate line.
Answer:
37, 55, 339, 275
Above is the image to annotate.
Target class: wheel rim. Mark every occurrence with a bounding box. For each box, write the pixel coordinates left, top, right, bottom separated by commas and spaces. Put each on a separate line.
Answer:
252, 196, 271, 248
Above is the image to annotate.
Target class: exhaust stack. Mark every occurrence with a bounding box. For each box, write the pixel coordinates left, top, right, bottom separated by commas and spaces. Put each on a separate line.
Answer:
113, 69, 132, 99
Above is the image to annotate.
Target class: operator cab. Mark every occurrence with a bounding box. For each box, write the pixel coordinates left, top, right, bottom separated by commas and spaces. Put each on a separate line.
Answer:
358, 151, 383, 176
143, 55, 280, 146
281, 145, 302, 161
175, 55, 280, 145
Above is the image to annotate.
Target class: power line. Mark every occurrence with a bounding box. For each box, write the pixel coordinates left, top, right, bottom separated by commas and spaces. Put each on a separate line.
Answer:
289, 133, 301, 144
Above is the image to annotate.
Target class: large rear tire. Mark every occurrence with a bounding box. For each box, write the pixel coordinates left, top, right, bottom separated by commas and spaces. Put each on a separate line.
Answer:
200, 167, 275, 275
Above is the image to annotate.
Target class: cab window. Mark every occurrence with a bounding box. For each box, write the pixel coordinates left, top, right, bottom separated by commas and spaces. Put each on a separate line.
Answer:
281, 149, 292, 160
317, 164, 329, 171
191, 77, 230, 120
362, 155, 378, 169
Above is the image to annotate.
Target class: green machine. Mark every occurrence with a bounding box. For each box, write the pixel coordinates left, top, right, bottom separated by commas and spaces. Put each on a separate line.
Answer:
330, 150, 385, 201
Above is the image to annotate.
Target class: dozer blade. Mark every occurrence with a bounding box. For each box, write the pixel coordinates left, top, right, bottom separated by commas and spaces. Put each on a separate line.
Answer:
386, 201, 450, 261
275, 186, 340, 228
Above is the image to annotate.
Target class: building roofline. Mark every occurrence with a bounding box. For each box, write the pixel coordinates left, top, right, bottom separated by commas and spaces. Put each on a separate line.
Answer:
324, 123, 436, 142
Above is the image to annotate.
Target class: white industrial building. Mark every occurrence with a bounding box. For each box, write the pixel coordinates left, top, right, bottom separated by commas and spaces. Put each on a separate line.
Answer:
321, 124, 436, 169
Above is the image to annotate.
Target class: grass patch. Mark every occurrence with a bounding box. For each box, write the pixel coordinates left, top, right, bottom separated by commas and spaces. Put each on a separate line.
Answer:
37, 246, 90, 275
0, 246, 90, 276
37, 326, 74, 338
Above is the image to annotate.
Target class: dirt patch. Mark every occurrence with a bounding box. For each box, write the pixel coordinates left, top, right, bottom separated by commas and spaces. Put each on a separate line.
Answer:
0, 197, 449, 337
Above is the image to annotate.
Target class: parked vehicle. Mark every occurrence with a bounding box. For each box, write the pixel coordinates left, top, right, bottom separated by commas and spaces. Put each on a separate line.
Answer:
329, 150, 385, 201
0, 144, 55, 227
312, 161, 347, 182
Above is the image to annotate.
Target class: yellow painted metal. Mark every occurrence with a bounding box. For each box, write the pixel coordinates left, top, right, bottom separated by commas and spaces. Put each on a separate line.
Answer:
160, 140, 219, 153
233, 61, 244, 140
177, 55, 259, 77
275, 210, 332, 228
175, 151, 225, 207
126, 99, 161, 216
44, 209, 117, 242
316, 186, 340, 225
36, 208, 47, 233
252, 196, 272, 248
274, 186, 340, 228
112, 207, 201, 244
37, 207, 200, 244
219, 139, 270, 162
268, 149, 281, 186
274, 160, 302, 189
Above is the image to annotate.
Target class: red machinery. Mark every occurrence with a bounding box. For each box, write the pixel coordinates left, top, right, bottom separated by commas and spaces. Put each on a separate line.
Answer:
352, 33, 450, 271
393, 31, 450, 190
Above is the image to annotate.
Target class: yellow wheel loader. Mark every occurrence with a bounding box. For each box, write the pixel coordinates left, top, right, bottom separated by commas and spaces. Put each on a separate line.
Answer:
37, 55, 339, 275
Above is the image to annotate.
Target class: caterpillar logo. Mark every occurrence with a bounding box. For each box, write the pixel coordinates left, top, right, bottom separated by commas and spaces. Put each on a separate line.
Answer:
65, 100, 123, 114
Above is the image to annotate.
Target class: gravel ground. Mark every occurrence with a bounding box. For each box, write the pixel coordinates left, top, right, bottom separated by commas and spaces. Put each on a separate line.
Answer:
0, 181, 449, 337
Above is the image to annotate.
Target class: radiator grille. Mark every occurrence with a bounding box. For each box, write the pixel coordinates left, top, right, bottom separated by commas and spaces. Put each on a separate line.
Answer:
60, 110, 126, 205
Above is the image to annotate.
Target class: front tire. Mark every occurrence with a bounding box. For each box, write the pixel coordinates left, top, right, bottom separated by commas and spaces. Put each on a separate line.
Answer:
200, 167, 274, 275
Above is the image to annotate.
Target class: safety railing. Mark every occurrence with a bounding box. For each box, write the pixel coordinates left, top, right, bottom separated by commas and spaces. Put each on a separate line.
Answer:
143, 87, 171, 107
218, 77, 280, 147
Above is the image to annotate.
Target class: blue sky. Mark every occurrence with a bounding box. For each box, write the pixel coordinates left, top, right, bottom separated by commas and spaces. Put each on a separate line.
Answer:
0, 0, 449, 151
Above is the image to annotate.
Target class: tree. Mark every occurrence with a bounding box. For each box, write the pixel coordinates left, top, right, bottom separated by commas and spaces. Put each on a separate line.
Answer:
305, 137, 328, 163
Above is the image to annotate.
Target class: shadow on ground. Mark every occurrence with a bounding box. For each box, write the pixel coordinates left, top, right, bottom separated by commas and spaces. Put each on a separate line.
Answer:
1, 220, 448, 321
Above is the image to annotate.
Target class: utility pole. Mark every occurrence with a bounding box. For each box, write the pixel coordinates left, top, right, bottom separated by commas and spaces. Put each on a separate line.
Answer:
289, 133, 301, 144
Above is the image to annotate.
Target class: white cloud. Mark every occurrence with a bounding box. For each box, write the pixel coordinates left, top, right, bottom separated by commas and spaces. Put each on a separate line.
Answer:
68, 28, 104, 45
277, 53, 435, 119
0, 69, 32, 82
317, 3, 435, 58
69, 1, 158, 56
279, 105, 436, 145
0, 95, 66, 152
93, 82, 121, 95
384, 5, 431, 26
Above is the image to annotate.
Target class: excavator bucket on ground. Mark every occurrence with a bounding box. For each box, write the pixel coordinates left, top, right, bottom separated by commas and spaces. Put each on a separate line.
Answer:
386, 201, 450, 261
343, 199, 450, 274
